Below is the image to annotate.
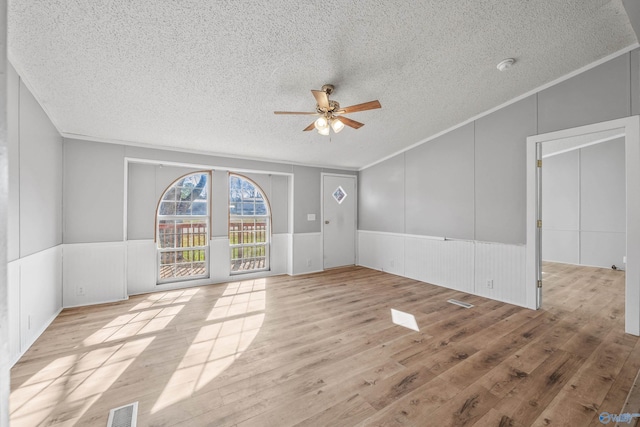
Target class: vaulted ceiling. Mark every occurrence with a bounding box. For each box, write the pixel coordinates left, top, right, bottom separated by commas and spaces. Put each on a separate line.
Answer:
7, 1, 639, 169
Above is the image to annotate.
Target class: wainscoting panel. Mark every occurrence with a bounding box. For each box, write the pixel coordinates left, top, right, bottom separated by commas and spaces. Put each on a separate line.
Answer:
474, 241, 527, 306
287, 233, 294, 276
404, 237, 475, 293
63, 242, 126, 307
357, 231, 528, 307
18, 245, 63, 361
357, 231, 405, 276
292, 232, 323, 275
126, 239, 156, 295
209, 237, 231, 284
8, 259, 21, 366
271, 233, 291, 275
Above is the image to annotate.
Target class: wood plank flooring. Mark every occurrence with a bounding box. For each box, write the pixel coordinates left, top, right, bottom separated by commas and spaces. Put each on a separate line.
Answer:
9, 262, 638, 426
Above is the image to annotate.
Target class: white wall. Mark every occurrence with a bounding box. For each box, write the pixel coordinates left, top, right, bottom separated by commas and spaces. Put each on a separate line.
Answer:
542, 138, 626, 268
291, 233, 322, 275
10, 247, 63, 364
358, 231, 526, 306
62, 242, 126, 308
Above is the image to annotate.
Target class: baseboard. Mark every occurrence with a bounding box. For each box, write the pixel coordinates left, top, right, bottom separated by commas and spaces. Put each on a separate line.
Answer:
62, 297, 130, 310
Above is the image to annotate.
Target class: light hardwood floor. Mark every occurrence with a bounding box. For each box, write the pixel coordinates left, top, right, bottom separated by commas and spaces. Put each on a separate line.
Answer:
10, 263, 638, 426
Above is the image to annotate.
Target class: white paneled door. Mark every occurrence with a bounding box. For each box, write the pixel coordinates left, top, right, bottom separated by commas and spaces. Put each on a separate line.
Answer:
323, 174, 356, 269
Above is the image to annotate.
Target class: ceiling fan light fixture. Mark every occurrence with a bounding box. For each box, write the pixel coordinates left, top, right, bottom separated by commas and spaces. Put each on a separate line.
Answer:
330, 118, 345, 133
318, 126, 330, 136
314, 116, 328, 130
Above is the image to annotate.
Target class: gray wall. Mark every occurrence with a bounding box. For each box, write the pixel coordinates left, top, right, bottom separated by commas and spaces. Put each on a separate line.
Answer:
359, 49, 637, 245
537, 53, 631, 134
541, 150, 580, 264
7, 62, 18, 260
542, 139, 626, 268
475, 96, 537, 243
270, 174, 289, 234
359, 153, 405, 233
293, 166, 321, 234
63, 140, 124, 243
405, 123, 475, 239
7, 63, 63, 259
64, 140, 353, 243
127, 163, 199, 240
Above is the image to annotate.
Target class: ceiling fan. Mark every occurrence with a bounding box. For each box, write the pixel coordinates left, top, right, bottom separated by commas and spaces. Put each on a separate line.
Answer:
274, 84, 381, 135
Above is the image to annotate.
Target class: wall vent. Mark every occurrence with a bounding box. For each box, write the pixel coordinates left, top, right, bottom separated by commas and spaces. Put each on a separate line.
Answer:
447, 299, 474, 309
106, 402, 138, 427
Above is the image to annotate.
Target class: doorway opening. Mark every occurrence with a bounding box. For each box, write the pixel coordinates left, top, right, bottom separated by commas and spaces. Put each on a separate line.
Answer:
526, 116, 640, 335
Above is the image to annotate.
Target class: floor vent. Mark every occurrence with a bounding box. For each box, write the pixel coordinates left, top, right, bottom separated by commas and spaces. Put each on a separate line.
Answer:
447, 299, 474, 309
107, 402, 138, 427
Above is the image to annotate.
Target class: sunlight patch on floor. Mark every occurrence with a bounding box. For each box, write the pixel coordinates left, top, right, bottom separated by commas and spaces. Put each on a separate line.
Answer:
391, 308, 420, 331
83, 305, 184, 346
151, 280, 266, 414
10, 337, 154, 427
130, 288, 200, 311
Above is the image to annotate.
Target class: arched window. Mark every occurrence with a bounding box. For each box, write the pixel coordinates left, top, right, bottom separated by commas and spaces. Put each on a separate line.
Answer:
229, 174, 270, 273
156, 172, 210, 283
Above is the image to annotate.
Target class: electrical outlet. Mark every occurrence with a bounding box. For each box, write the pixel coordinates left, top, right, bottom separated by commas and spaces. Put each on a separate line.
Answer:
487, 279, 494, 289
77, 286, 85, 296
28, 315, 31, 330
306, 259, 312, 267
389, 260, 395, 268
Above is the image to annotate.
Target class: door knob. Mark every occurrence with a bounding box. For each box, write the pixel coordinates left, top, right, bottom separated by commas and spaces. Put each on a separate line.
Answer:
325, 220, 330, 224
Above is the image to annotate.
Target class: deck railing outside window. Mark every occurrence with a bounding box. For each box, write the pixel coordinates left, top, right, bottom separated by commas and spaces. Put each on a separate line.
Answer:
158, 220, 208, 279
229, 218, 268, 272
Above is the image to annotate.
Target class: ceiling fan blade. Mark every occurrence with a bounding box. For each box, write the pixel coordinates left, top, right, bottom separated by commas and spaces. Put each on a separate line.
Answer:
274, 111, 319, 115
303, 122, 316, 131
336, 100, 381, 114
336, 116, 364, 129
312, 90, 330, 110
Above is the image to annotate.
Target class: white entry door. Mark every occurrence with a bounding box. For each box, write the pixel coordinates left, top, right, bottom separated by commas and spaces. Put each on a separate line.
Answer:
323, 174, 356, 269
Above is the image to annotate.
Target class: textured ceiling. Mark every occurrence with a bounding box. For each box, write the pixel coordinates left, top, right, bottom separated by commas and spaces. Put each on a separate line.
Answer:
7, 1, 638, 169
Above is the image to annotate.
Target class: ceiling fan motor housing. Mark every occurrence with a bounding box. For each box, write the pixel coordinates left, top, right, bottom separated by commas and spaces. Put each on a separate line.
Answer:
317, 100, 340, 114
321, 84, 335, 95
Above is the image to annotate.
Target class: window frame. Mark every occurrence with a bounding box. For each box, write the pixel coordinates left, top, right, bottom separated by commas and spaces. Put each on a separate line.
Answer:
228, 173, 271, 275
155, 171, 211, 284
